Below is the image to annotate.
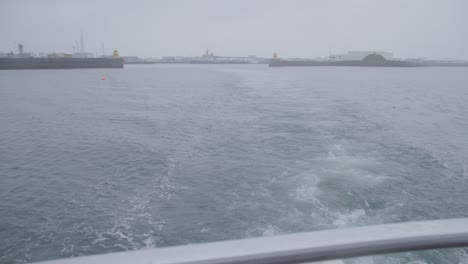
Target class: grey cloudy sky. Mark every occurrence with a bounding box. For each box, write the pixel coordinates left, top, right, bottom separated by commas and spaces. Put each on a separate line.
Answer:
1, 0, 467, 59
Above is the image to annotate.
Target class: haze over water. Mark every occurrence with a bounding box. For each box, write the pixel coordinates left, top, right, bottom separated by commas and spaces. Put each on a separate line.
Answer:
2, 0, 468, 59
1, 64, 468, 263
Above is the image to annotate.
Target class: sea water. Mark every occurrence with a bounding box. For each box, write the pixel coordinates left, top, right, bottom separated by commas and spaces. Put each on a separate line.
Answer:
1, 65, 468, 263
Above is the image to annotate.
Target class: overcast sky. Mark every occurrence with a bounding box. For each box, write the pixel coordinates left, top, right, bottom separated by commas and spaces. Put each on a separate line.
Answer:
1, 0, 467, 59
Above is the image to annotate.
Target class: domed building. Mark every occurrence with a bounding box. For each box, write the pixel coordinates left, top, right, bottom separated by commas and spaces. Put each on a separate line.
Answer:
362, 53, 387, 62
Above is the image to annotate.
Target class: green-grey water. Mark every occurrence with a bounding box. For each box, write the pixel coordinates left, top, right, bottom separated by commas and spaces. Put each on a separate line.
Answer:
1, 65, 468, 263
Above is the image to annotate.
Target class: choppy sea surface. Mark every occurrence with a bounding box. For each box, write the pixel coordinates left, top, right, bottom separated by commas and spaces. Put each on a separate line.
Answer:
1, 64, 468, 264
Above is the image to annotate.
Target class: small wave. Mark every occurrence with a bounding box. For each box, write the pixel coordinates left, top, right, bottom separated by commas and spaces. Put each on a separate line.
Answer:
332, 209, 366, 227
142, 234, 157, 248
245, 223, 280, 238
290, 174, 320, 202
262, 224, 278, 237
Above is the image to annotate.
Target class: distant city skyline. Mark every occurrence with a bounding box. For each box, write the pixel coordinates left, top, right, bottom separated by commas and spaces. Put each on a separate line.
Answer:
1, 0, 467, 60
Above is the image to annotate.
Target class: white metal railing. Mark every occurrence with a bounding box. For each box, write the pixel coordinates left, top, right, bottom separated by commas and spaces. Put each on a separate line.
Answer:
34, 218, 468, 264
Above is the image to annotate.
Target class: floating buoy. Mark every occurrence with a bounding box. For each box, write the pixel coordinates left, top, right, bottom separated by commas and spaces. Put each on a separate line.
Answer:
101, 76, 106, 80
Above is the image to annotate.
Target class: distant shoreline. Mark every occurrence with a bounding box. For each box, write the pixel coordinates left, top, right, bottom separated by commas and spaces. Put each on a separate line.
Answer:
269, 59, 468, 68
